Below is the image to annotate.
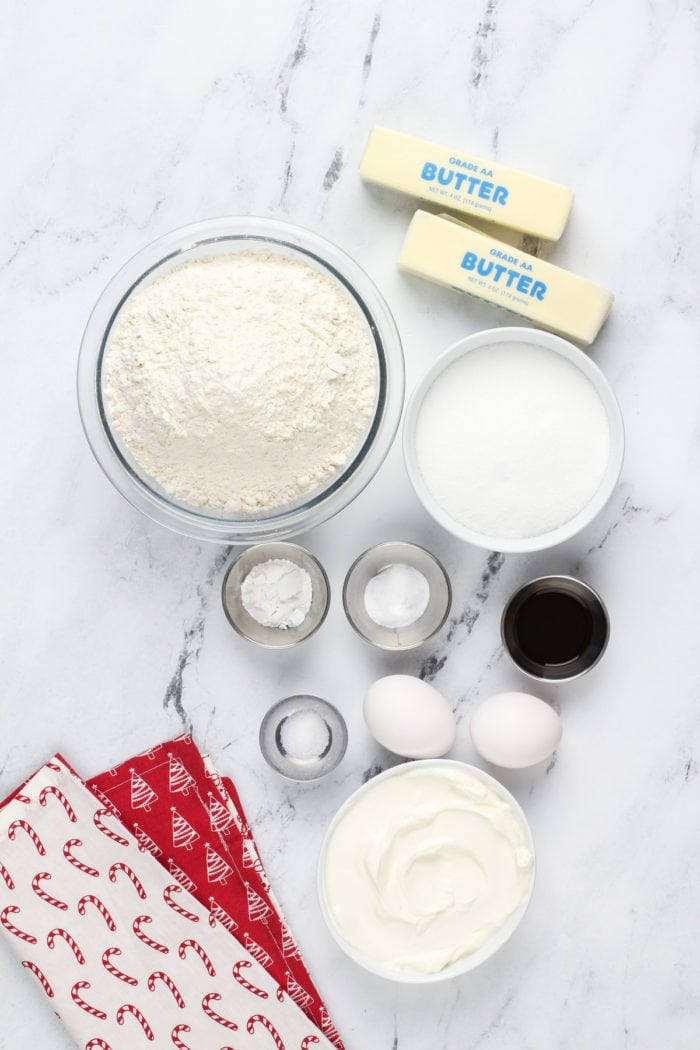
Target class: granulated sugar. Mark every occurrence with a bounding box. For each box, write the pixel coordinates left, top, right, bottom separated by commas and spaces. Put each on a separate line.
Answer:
415, 342, 610, 539
103, 250, 378, 514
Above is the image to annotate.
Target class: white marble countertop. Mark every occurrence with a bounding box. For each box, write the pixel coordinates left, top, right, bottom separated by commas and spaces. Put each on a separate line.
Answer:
2, 1, 699, 1046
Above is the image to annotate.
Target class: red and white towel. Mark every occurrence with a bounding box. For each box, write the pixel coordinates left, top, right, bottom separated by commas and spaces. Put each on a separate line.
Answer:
89, 735, 342, 1046
0, 743, 343, 1050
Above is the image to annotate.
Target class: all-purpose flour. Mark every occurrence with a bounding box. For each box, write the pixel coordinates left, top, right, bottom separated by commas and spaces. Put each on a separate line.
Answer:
103, 251, 378, 513
415, 342, 610, 539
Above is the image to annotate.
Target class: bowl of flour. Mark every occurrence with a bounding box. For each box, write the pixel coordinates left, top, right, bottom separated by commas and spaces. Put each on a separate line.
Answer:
403, 327, 624, 553
78, 217, 404, 543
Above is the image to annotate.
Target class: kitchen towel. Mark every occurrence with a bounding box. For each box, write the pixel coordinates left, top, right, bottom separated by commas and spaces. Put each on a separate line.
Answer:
89, 735, 343, 1048
0, 754, 337, 1049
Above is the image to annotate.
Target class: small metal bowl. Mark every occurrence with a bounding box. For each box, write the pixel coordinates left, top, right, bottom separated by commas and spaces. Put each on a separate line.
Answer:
343, 541, 451, 651
222, 542, 330, 648
501, 574, 610, 682
259, 695, 348, 781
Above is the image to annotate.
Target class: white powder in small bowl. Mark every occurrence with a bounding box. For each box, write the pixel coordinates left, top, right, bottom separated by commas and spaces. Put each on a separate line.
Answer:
414, 342, 610, 540
364, 563, 431, 629
279, 710, 331, 761
241, 559, 313, 630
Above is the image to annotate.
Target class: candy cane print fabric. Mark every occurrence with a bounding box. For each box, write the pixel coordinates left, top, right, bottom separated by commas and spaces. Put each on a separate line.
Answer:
90, 734, 344, 1049
0, 756, 336, 1050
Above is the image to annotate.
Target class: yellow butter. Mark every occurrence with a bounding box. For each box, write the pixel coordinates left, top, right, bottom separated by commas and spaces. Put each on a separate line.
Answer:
399, 211, 613, 345
360, 127, 574, 241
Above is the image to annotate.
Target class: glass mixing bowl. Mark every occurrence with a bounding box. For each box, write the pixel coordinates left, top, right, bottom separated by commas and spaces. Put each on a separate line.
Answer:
77, 217, 404, 544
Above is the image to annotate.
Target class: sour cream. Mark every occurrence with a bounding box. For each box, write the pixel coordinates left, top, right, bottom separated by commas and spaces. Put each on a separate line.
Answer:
322, 763, 533, 974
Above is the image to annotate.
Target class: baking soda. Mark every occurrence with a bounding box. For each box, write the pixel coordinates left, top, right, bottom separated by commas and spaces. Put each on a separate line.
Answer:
415, 342, 610, 539
364, 563, 430, 629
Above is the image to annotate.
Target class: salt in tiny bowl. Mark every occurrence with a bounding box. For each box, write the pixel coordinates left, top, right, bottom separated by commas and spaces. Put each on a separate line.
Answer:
343, 541, 451, 650
222, 542, 330, 648
259, 695, 348, 781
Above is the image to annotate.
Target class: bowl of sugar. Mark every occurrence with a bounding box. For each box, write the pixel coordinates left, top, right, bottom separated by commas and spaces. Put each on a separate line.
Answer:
403, 327, 624, 553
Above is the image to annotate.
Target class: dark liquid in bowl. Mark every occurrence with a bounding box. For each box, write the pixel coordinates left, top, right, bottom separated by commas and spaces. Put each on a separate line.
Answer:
514, 591, 594, 667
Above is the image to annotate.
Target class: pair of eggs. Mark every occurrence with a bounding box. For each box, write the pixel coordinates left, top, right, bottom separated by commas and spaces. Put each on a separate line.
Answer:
364, 675, 562, 768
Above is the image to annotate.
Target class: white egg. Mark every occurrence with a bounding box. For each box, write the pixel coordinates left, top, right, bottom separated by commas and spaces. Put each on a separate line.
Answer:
364, 675, 457, 759
470, 692, 562, 769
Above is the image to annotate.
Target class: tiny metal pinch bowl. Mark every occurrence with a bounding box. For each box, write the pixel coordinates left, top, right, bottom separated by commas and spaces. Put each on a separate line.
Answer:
221, 542, 330, 648
343, 541, 452, 651
259, 695, 349, 782
501, 574, 610, 682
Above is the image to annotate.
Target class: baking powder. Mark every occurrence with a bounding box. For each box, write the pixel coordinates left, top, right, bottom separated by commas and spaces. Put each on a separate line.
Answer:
241, 559, 313, 630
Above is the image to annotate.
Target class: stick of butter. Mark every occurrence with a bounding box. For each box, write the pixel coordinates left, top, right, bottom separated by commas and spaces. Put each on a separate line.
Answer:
361, 127, 573, 241
399, 211, 613, 345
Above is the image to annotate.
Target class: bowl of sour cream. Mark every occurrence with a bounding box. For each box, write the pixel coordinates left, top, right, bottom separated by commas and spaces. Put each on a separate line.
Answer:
318, 760, 535, 982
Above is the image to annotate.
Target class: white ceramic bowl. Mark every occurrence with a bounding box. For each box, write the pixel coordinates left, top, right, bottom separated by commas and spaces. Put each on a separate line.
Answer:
317, 759, 535, 983
403, 327, 625, 553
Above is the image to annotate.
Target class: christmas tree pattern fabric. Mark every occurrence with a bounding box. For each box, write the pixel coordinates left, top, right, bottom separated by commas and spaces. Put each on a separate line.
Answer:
90, 734, 343, 1049
0, 755, 337, 1049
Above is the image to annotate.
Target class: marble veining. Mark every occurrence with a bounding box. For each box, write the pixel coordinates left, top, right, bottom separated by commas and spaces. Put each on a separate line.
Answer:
1, 0, 699, 1047
162, 548, 230, 735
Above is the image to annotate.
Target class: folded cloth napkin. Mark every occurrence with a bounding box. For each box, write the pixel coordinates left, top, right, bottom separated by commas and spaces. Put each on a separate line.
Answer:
89, 734, 343, 1049
0, 754, 337, 1050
